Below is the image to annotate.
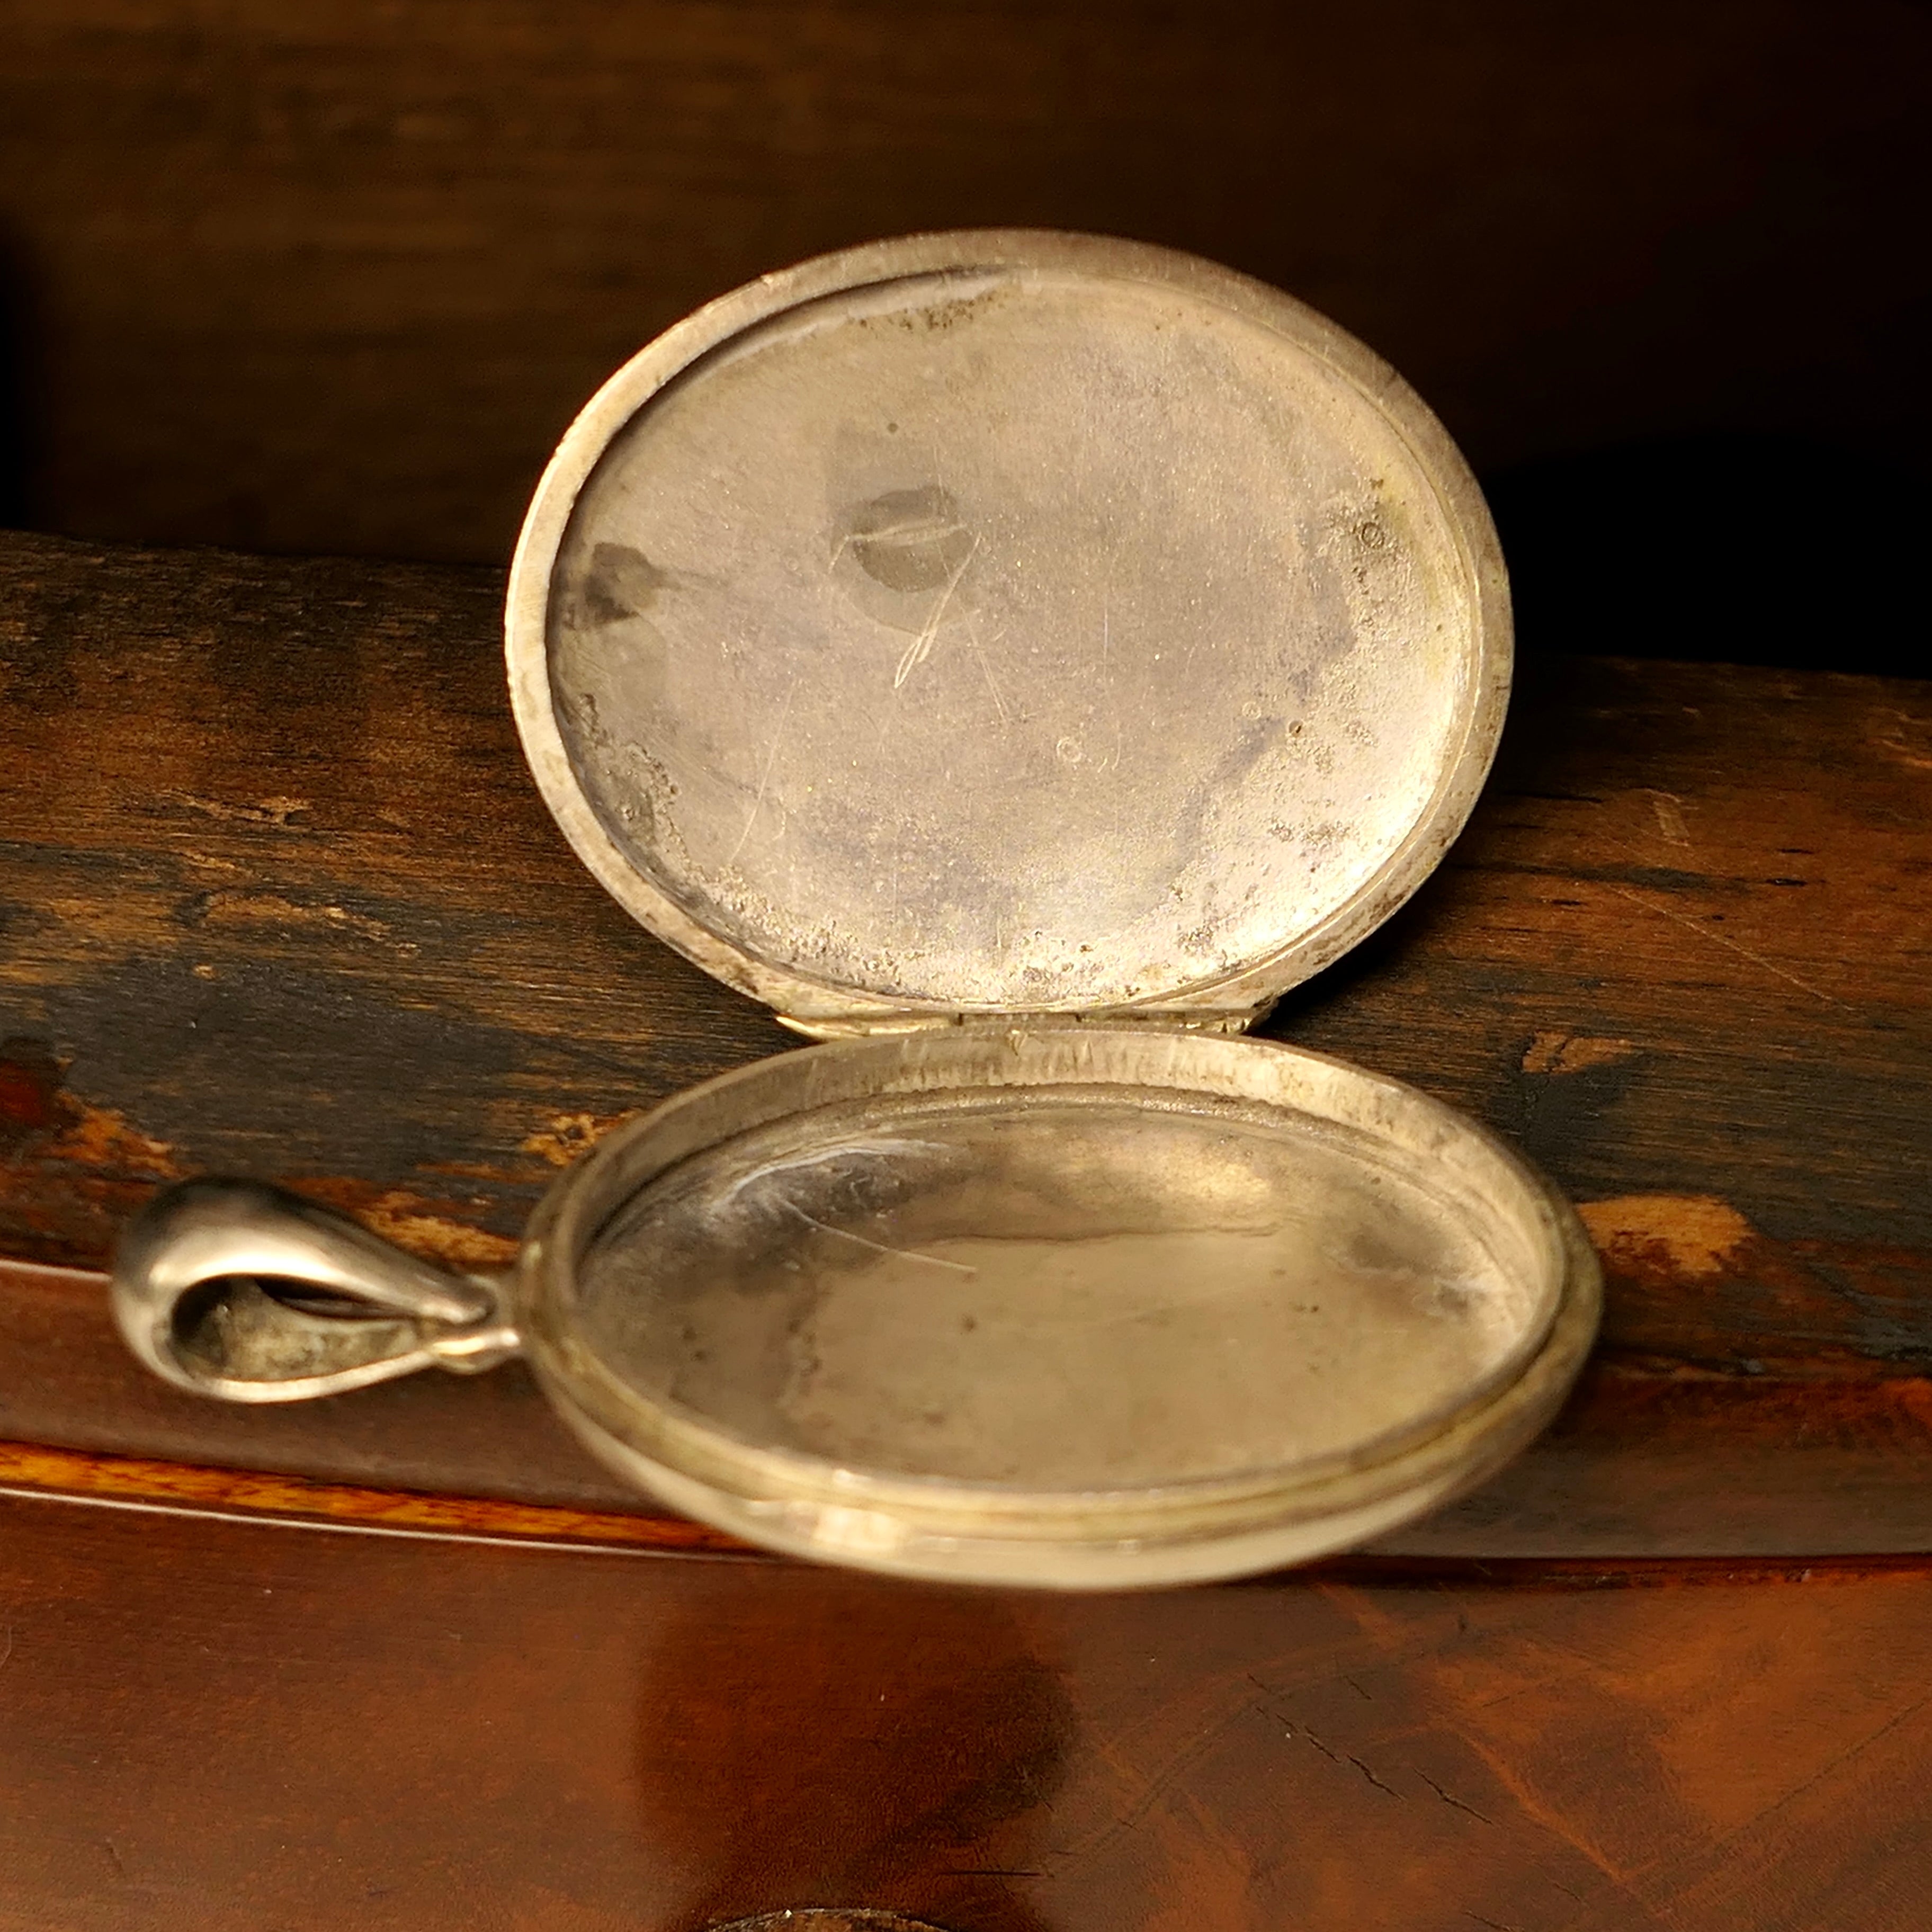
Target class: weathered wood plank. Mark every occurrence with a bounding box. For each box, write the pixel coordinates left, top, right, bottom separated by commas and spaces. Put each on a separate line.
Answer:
1, 531, 1927, 1555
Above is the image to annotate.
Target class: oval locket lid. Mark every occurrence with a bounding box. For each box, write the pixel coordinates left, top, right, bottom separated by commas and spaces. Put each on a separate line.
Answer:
508, 232, 1509, 1032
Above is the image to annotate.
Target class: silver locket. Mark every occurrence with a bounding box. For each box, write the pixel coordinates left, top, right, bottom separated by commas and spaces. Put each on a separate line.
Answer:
114, 232, 1600, 1589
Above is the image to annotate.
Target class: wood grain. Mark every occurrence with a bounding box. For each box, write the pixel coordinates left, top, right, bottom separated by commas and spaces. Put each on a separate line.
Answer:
1, 530, 1928, 1558
3, 1483, 1931, 1931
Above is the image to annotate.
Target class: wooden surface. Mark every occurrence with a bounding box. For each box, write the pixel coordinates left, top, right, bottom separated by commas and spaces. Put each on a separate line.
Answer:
3, 532, 1930, 1929
1, 530, 1928, 1557
4, 1489, 1932, 1932
2, 2, 1927, 563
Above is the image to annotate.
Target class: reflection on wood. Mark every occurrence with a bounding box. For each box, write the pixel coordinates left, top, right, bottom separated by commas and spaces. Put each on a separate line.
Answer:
3, 1485, 1930, 1930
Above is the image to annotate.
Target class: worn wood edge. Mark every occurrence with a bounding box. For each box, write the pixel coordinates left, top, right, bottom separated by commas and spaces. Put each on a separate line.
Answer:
0, 1437, 752, 1557
10, 1437, 1932, 1592
11, 1421, 1932, 1599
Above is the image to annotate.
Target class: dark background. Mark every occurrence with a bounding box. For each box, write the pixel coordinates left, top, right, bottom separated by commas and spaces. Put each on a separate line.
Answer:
1, 1, 1926, 673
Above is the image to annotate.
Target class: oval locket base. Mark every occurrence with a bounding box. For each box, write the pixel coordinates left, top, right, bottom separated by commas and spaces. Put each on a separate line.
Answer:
521, 1027, 1600, 1590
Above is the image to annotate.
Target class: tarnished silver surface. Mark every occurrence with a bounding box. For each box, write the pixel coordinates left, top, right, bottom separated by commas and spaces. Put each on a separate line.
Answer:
518, 1027, 1598, 1588
113, 1178, 519, 1403
507, 231, 1509, 1033
108, 235, 1599, 1590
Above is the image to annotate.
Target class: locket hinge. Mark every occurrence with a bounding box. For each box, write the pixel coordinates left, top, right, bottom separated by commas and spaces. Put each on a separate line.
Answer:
773, 1001, 1277, 1043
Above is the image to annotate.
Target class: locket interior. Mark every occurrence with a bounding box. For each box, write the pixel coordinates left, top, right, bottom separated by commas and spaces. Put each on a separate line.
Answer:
516, 1026, 1595, 1587
494, 232, 1596, 1583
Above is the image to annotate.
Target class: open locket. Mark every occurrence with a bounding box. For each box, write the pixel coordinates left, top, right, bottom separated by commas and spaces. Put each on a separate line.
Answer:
114, 232, 1600, 1589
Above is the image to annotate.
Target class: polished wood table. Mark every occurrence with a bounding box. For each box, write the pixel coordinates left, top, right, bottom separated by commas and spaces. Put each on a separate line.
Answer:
2, 530, 1928, 1930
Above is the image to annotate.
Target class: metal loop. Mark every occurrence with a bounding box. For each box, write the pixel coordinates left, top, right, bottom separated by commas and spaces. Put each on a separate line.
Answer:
111, 1178, 521, 1404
